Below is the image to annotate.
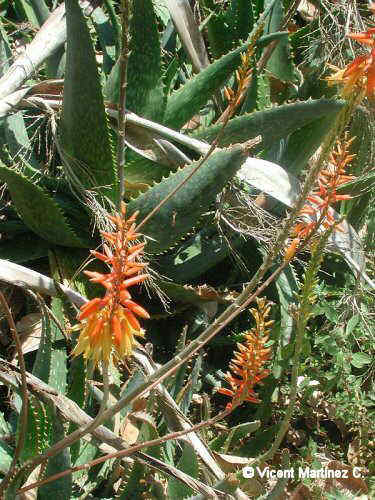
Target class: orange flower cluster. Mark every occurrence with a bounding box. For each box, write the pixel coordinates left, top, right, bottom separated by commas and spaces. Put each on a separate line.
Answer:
72, 202, 149, 366
221, 24, 263, 120
327, 26, 375, 97
224, 56, 253, 111
218, 298, 273, 410
285, 135, 356, 262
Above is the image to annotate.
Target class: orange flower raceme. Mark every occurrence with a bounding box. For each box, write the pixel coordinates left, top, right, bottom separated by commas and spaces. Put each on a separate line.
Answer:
72, 202, 149, 366
218, 298, 273, 410
327, 27, 375, 97
285, 135, 356, 261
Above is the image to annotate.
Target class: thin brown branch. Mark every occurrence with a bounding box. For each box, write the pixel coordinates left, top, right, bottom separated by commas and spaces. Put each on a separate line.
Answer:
117, 0, 130, 205
0, 360, 224, 498
0, 292, 28, 495
18, 408, 231, 494
282, 0, 303, 30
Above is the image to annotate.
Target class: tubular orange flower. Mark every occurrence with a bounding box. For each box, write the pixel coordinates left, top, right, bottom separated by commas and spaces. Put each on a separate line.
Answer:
284, 134, 356, 260
327, 26, 375, 97
347, 27, 375, 47
218, 297, 273, 410
72, 202, 150, 366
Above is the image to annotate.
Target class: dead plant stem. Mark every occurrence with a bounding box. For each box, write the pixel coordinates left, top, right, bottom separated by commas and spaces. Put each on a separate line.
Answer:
0, 292, 28, 496
18, 408, 232, 494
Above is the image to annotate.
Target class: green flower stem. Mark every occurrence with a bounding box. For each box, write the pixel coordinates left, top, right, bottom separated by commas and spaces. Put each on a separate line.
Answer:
259, 230, 332, 464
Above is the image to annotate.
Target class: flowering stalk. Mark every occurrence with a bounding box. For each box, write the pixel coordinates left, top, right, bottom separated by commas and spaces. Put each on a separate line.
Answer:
260, 232, 331, 464
72, 202, 149, 366
284, 134, 356, 261
220, 23, 264, 122
218, 297, 273, 410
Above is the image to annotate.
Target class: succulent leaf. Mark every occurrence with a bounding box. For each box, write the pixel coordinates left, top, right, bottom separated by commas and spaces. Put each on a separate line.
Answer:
105, 0, 165, 122
264, 0, 297, 82
128, 144, 247, 253
0, 163, 87, 247
167, 442, 199, 498
60, 0, 117, 202
194, 99, 345, 150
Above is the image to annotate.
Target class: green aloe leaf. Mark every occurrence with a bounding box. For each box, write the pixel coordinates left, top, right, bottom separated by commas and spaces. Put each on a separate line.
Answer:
232, 0, 255, 42
273, 264, 299, 380
136, 413, 161, 460
167, 327, 188, 397
18, 300, 55, 462
127, 0, 166, 121
37, 297, 71, 497
163, 0, 280, 129
264, 0, 296, 82
163, 32, 284, 130
194, 99, 345, 151
67, 357, 98, 471
60, 0, 117, 202
241, 68, 272, 114
118, 462, 147, 499
47, 297, 68, 393
2, 112, 40, 170
36, 296, 71, 499
180, 353, 203, 415
128, 144, 247, 253
31, 0, 50, 25
14, 0, 45, 27
28, 295, 72, 498
274, 114, 340, 176
92, 7, 117, 75
18, 394, 51, 461
125, 157, 173, 188
0, 25, 40, 169
39, 415, 72, 499
206, 0, 255, 59
157, 224, 244, 282
203, 1, 236, 59
0, 440, 12, 475
0, 164, 86, 247
223, 421, 261, 453
105, 0, 165, 122
167, 442, 199, 498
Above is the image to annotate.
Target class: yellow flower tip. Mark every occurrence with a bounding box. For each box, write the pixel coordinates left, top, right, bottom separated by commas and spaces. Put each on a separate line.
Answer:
73, 301, 148, 366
